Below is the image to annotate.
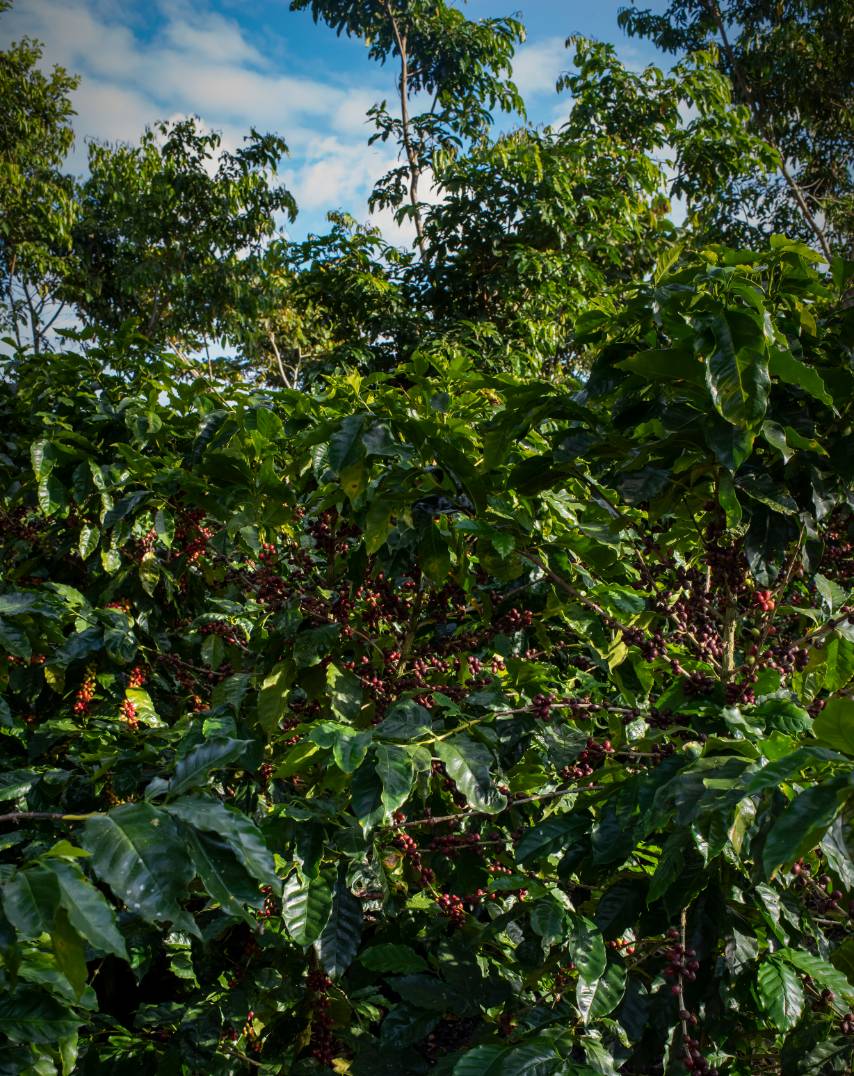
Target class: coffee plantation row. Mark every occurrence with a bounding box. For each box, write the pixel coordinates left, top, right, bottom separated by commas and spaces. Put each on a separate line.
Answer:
1, 239, 853, 1073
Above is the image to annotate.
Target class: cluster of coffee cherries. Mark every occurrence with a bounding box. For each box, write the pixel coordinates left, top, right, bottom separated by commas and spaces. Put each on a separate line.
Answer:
499, 607, 534, 631
753, 589, 776, 612
681, 1032, 718, 1075
392, 825, 434, 886
622, 625, 667, 661
173, 509, 215, 565
239, 1010, 262, 1055
257, 885, 278, 922
73, 669, 97, 715
306, 969, 337, 1066
560, 737, 613, 782
128, 664, 146, 688
120, 698, 138, 730
663, 930, 700, 987
841, 1011, 854, 1035
791, 860, 847, 913
531, 693, 556, 720
435, 891, 466, 924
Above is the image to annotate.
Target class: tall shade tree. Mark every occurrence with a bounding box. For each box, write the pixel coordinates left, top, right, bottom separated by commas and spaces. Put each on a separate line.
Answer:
68, 119, 297, 352
289, 0, 525, 258
619, 0, 854, 258
0, 4, 79, 353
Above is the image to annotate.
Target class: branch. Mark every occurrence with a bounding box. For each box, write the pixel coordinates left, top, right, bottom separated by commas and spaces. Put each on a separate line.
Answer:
703, 0, 832, 261
383, 1, 428, 260
0, 811, 95, 825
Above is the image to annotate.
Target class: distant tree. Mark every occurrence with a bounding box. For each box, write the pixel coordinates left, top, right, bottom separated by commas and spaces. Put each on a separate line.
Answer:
68, 118, 297, 352
0, 5, 79, 352
289, 0, 525, 258
619, 0, 854, 257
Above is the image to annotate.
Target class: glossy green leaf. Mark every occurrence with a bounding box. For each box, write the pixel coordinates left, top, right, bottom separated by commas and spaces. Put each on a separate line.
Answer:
48, 860, 128, 960
282, 869, 334, 946
0, 987, 81, 1044
315, 875, 363, 978
577, 958, 627, 1024
375, 743, 414, 814
435, 735, 506, 814
164, 796, 276, 885
168, 737, 251, 797
360, 944, 428, 974
82, 803, 195, 930
757, 956, 804, 1030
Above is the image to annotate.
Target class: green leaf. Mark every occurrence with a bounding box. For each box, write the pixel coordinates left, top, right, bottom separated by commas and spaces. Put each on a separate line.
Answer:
757, 956, 804, 1030
0, 618, 31, 661
48, 860, 128, 960
453, 1038, 567, 1075
257, 662, 292, 735
184, 827, 262, 919
821, 817, 854, 890
351, 756, 385, 833
375, 743, 414, 814
435, 735, 506, 814
813, 699, 854, 755
2, 866, 60, 936
814, 574, 846, 614
516, 812, 591, 865
31, 438, 58, 480
0, 986, 80, 1044
762, 777, 849, 877
293, 624, 340, 668
168, 738, 250, 797
154, 508, 174, 548
364, 497, 394, 554
704, 313, 770, 427
375, 699, 433, 741
379, 1004, 439, 1048
82, 803, 195, 930
530, 898, 566, 947
51, 907, 87, 998
164, 796, 276, 885
769, 348, 834, 408
360, 943, 428, 974
37, 474, 68, 516
576, 958, 627, 1023
78, 523, 100, 560
327, 662, 363, 722
281, 869, 334, 946
329, 415, 366, 471
315, 875, 362, 978
648, 830, 691, 902
387, 974, 466, 1013
139, 551, 159, 596
616, 346, 705, 385
778, 948, 854, 1001
568, 916, 606, 982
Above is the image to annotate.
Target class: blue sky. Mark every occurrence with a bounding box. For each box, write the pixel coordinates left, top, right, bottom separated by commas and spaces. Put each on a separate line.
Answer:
3, 0, 668, 242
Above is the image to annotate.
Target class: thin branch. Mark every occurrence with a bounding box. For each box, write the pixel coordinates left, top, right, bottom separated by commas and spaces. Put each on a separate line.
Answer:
0, 811, 95, 825
383, 1, 428, 260
704, 0, 832, 260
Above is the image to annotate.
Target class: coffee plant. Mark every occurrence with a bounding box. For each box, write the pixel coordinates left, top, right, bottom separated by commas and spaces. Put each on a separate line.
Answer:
0, 238, 852, 1074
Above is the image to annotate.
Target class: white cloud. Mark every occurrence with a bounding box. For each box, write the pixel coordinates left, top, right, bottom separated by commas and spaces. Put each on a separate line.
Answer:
512, 36, 568, 100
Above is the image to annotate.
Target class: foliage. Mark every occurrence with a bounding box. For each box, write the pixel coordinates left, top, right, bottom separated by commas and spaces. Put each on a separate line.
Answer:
0, 21, 79, 352
66, 118, 297, 351
1, 240, 853, 1074
619, 0, 854, 258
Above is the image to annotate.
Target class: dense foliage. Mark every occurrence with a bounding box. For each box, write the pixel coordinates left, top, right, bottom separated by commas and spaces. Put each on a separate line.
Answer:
2, 1, 854, 1074
2, 240, 854, 1074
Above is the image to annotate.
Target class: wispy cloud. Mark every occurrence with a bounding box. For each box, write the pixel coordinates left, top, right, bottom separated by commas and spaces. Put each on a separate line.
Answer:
512, 36, 568, 100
